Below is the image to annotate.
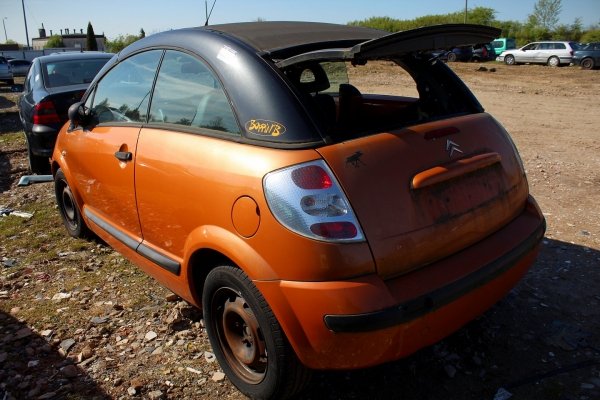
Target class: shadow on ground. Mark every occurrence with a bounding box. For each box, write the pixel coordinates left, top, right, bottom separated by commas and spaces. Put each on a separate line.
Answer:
300, 238, 600, 400
0, 311, 110, 399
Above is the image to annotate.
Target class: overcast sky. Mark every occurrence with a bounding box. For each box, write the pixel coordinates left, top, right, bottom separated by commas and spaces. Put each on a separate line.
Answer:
2, 0, 599, 45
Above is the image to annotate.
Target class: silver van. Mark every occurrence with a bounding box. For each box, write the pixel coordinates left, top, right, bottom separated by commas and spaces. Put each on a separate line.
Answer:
498, 41, 579, 66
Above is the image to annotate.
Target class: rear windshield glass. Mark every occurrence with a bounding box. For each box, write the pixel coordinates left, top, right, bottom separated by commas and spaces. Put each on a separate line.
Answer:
43, 58, 110, 88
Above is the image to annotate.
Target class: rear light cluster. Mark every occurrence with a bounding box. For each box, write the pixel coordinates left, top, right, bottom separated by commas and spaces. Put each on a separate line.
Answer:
33, 100, 60, 125
264, 160, 364, 242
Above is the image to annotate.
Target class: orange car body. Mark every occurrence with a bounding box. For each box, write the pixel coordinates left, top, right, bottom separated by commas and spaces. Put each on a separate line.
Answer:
51, 22, 544, 385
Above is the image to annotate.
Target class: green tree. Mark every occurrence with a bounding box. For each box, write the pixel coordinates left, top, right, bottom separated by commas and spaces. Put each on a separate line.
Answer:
106, 34, 140, 53
580, 29, 600, 43
44, 35, 64, 48
139, 28, 145, 38
86, 22, 98, 51
529, 0, 562, 30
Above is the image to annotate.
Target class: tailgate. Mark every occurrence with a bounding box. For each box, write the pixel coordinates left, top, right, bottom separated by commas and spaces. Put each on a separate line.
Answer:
317, 113, 529, 279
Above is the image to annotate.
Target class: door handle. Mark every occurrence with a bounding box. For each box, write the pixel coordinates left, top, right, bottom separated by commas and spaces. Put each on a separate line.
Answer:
114, 151, 132, 162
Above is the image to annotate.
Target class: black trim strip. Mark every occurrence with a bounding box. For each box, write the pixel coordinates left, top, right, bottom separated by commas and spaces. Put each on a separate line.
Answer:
85, 209, 140, 250
84, 209, 181, 276
324, 218, 546, 333
137, 243, 181, 275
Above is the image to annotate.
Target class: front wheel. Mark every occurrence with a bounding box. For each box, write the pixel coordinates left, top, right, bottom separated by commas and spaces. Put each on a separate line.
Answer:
203, 266, 310, 399
581, 57, 595, 70
548, 56, 560, 67
447, 52, 457, 62
54, 168, 90, 238
504, 54, 516, 65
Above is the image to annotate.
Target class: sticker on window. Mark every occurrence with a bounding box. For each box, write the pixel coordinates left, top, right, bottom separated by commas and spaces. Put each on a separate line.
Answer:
245, 119, 286, 137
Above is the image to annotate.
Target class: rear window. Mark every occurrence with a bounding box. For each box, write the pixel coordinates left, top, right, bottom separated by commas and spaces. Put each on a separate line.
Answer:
43, 57, 110, 88
283, 57, 479, 141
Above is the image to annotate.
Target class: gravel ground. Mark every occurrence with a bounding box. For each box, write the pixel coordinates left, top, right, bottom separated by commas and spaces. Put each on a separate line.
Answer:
1, 62, 599, 400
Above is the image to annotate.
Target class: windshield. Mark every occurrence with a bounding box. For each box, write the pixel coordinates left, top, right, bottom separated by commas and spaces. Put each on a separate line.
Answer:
43, 58, 110, 88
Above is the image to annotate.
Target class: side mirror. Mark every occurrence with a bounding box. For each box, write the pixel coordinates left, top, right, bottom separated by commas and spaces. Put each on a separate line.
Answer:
68, 101, 91, 129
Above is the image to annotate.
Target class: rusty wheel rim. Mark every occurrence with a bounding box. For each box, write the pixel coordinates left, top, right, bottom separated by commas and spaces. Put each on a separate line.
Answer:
212, 287, 267, 384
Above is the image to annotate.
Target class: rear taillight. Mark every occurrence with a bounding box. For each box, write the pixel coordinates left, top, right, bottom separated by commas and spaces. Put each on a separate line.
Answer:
33, 100, 60, 125
264, 160, 364, 242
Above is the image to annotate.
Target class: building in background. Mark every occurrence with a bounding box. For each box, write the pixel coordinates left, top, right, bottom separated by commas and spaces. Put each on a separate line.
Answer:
32, 26, 106, 51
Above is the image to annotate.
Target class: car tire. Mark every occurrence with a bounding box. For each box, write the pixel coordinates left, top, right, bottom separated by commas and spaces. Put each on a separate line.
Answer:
55, 168, 90, 238
581, 57, 595, 70
447, 52, 457, 62
547, 56, 560, 67
504, 54, 516, 65
202, 265, 311, 400
26, 137, 50, 174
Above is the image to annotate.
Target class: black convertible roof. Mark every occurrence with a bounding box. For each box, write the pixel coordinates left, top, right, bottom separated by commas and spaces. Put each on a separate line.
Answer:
206, 21, 387, 58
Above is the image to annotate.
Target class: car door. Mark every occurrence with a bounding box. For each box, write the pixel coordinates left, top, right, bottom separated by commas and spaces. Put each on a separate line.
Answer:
64, 50, 163, 244
134, 50, 241, 267
519, 43, 539, 63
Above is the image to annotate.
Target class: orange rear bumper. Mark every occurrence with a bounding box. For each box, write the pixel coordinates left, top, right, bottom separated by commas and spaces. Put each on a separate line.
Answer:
255, 197, 545, 370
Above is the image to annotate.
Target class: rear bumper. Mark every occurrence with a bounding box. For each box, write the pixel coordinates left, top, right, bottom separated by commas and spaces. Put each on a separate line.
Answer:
255, 196, 545, 370
29, 124, 60, 157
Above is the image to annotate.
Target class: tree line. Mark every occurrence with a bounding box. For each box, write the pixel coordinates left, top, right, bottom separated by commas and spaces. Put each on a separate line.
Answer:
348, 6, 600, 46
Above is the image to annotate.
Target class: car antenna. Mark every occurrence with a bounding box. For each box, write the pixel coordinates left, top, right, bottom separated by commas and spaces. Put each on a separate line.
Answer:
205, 0, 217, 26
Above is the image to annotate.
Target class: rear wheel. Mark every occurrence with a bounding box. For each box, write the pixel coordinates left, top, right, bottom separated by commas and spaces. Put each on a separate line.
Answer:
203, 266, 310, 400
547, 56, 560, 67
447, 52, 457, 62
581, 57, 595, 70
504, 54, 516, 65
55, 168, 89, 238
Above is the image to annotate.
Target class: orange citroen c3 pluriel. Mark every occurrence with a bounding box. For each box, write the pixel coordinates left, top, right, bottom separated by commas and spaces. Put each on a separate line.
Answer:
52, 22, 545, 399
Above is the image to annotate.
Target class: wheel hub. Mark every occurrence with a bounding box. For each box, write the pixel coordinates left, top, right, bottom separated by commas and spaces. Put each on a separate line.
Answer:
215, 289, 267, 384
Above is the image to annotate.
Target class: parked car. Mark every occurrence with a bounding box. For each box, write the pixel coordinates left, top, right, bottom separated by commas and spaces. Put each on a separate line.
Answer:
492, 37, 516, 56
52, 22, 545, 399
18, 52, 113, 173
7, 59, 32, 77
430, 45, 473, 62
572, 42, 600, 69
0, 56, 14, 86
498, 41, 579, 66
472, 43, 496, 61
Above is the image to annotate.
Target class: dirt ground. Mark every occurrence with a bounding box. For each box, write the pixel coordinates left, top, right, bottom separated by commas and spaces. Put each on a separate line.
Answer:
1, 62, 599, 400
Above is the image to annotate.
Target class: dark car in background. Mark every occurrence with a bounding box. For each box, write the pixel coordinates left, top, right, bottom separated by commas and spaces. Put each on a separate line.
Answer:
18, 52, 113, 173
573, 42, 600, 69
429, 45, 473, 62
8, 59, 32, 77
0, 56, 13, 86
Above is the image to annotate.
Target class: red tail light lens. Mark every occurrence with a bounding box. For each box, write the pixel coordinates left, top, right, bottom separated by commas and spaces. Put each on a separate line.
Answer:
310, 222, 358, 239
264, 160, 364, 242
291, 165, 332, 189
33, 100, 60, 125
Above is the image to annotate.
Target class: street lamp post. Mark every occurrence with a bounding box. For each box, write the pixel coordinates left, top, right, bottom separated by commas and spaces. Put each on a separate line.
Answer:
2, 17, 7, 43
21, 0, 30, 48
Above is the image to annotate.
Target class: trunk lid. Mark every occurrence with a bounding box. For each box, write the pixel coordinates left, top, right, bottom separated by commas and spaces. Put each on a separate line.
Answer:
316, 113, 529, 279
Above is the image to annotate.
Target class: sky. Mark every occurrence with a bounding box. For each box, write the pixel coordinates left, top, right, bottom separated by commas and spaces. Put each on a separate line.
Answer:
1, 0, 599, 45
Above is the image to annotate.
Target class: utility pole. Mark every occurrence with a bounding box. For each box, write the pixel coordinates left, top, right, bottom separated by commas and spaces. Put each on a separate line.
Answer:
464, 0, 468, 23
2, 18, 7, 42
21, 0, 30, 48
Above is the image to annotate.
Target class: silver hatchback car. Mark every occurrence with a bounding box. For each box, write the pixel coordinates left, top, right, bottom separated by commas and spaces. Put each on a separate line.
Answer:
498, 41, 579, 66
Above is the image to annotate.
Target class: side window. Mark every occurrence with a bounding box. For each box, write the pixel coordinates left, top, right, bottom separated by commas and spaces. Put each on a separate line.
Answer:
538, 43, 550, 50
555, 43, 566, 49
149, 50, 239, 134
89, 50, 162, 124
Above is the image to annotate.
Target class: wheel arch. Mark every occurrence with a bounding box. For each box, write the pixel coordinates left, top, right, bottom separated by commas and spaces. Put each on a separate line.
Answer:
183, 225, 279, 306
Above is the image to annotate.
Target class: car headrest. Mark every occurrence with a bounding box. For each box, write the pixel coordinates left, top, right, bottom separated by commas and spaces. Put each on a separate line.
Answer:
285, 63, 330, 94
